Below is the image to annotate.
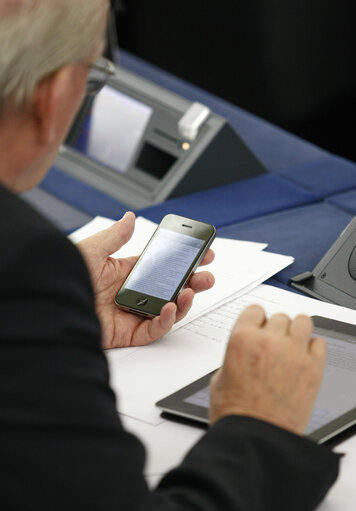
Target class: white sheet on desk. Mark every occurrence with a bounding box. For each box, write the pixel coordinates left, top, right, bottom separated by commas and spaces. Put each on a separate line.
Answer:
107, 284, 356, 425
171, 249, 293, 330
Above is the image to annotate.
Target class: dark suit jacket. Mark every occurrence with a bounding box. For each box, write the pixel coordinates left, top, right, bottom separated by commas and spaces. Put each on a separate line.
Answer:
0, 183, 339, 510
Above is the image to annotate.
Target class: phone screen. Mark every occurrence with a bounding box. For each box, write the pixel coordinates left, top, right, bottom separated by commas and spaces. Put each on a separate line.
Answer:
124, 228, 204, 301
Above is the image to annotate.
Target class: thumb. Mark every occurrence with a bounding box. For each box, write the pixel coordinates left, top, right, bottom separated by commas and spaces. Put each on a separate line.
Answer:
93, 212, 136, 257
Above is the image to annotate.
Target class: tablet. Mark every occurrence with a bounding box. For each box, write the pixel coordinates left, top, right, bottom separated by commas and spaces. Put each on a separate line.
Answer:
156, 316, 356, 444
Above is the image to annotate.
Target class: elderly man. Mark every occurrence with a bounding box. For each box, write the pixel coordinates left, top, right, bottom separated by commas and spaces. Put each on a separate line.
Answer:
0, 1, 339, 510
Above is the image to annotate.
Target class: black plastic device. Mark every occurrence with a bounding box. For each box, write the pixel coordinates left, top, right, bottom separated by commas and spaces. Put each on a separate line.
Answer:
290, 216, 356, 309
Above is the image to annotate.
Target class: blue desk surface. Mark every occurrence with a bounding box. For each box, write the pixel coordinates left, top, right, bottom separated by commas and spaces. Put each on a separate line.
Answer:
27, 50, 356, 294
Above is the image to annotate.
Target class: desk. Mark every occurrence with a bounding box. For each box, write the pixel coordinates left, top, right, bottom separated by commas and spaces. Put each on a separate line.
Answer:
26, 50, 356, 507
111, 284, 356, 510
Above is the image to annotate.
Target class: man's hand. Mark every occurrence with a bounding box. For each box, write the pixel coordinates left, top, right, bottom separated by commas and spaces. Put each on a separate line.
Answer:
210, 304, 326, 435
77, 212, 215, 349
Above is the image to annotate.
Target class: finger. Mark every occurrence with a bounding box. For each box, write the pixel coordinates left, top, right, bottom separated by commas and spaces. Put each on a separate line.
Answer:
307, 337, 327, 391
264, 313, 291, 335
289, 314, 314, 348
131, 302, 177, 346
309, 336, 327, 362
93, 212, 136, 257
234, 304, 266, 330
175, 288, 194, 322
199, 249, 215, 267
188, 271, 215, 293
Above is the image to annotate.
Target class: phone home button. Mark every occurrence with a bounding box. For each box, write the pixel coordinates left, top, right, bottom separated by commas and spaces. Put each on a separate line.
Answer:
136, 297, 148, 307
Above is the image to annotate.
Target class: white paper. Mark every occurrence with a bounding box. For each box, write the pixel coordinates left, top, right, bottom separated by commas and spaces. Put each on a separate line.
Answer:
107, 328, 225, 424
172, 248, 293, 330
68, 215, 158, 256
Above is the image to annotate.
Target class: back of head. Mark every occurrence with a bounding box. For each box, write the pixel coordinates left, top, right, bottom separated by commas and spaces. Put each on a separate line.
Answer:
0, 0, 106, 110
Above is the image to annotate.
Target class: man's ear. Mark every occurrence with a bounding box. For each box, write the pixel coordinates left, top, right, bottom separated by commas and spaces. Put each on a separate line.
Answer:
31, 65, 74, 146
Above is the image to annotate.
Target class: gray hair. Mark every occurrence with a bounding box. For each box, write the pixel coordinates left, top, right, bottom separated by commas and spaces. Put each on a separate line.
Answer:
0, 0, 106, 108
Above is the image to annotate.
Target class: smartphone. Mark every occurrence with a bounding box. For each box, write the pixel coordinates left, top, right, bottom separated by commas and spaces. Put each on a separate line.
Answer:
114, 214, 216, 318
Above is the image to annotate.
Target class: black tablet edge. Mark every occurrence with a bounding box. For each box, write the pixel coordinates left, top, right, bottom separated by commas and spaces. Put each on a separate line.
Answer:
307, 407, 356, 444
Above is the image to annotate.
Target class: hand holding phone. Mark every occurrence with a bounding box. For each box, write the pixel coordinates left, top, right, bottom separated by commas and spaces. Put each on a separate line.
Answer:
115, 214, 216, 318
77, 212, 214, 348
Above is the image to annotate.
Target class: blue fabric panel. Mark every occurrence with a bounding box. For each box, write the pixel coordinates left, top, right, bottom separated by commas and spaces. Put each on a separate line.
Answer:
277, 155, 356, 197
326, 190, 356, 215
40, 166, 129, 219
120, 50, 327, 172
137, 174, 319, 228
218, 203, 353, 285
